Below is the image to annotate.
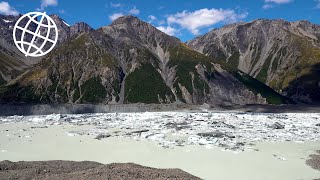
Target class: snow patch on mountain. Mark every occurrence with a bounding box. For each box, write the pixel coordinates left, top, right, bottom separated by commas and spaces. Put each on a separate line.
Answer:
62, 20, 70, 27
2, 19, 12, 23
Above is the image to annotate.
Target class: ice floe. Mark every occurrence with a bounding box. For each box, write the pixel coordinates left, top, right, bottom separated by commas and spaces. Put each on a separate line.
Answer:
1, 111, 320, 151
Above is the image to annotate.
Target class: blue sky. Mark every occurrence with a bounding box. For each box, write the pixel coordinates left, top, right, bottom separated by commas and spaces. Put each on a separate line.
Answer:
1, 0, 320, 41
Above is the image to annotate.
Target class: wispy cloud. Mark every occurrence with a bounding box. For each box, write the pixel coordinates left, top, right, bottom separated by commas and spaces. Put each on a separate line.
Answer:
148, 15, 165, 27
265, 0, 293, 4
263, 4, 274, 9
109, 13, 124, 21
129, 6, 140, 15
148, 15, 156, 23
110, 2, 121, 8
109, 4, 140, 21
167, 8, 247, 35
315, 0, 320, 9
148, 15, 156, 21
263, 0, 293, 9
0, 1, 19, 15
38, 0, 58, 11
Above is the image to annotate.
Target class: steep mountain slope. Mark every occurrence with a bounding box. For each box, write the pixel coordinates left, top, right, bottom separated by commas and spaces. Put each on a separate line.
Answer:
0, 16, 266, 105
188, 19, 320, 103
100, 16, 265, 105
0, 14, 93, 86
0, 15, 37, 85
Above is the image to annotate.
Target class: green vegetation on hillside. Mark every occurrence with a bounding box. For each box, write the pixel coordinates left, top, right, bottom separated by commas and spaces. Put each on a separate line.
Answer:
225, 51, 240, 72
0, 84, 42, 103
125, 63, 174, 103
233, 71, 292, 104
80, 76, 107, 103
47, 75, 68, 101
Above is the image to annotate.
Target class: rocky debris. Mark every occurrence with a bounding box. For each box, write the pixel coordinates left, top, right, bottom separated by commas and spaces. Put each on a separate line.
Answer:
197, 131, 235, 139
31, 126, 48, 129
94, 134, 111, 140
306, 150, 320, 171
316, 123, 320, 127
0, 161, 200, 180
211, 121, 235, 129
271, 122, 285, 129
126, 129, 150, 137
130, 130, 149, 134
165, 122, 191, 130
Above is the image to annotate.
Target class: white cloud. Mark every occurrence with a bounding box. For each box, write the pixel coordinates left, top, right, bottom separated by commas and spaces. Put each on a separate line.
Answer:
316, 0, 320, 8
167, 8, 247, 35
263, 0, 293, 9
108, 5, 140, 22
109, 13, 124, 21
129, 6, 140, 15
265, 0, 292, 4
110, 2, 121, 8
148, 15, 156, 21
0, 2, 19, 15
38, 0, 58, 10
148, 15, 166, 26
156, 26, 177, 36
108, 6, 139, 22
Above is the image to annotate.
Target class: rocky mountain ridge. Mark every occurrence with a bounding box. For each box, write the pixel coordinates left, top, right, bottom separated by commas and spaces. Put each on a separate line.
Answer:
0, 15, 267, 105
188, 19, 320, 103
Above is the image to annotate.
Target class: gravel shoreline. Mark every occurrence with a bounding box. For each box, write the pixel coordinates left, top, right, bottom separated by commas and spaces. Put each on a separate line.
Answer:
0, 160, 200, 180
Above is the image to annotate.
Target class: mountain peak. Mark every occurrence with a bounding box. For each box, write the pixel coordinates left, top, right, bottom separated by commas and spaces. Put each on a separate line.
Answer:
49, 14, 63, 21
292, 20, 320, 28
112, 15, 140, 24
103, 15, 181, 48
110, 15, 149, 30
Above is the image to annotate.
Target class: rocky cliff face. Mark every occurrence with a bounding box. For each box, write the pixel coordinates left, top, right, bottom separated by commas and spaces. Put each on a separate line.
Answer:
187, 19, 320, 103
0, 15, 266, 105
